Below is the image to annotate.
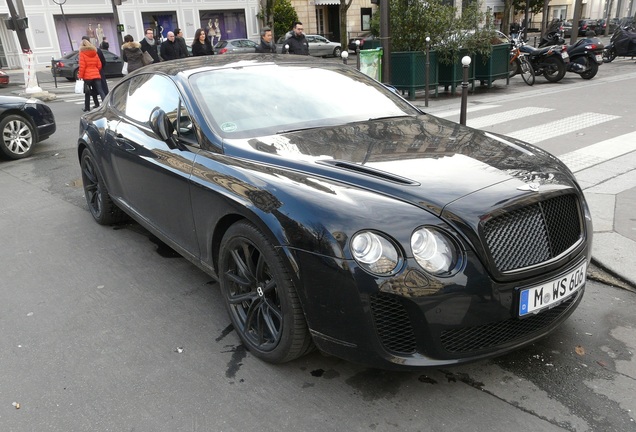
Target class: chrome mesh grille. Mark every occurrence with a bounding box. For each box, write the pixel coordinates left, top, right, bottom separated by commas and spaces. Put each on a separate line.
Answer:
440, 294, 577, 353
369, 294, 417, 354
483, 194, 582, 272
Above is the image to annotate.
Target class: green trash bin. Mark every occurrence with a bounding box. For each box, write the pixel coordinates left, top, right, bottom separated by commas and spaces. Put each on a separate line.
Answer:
359, 48, 383, 81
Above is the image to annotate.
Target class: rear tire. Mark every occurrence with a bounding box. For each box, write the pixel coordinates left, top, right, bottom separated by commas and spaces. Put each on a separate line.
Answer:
219, 221, 314, 364
542, 56, 566, 82
580, 60, 598, 79
333, 46, 342, 57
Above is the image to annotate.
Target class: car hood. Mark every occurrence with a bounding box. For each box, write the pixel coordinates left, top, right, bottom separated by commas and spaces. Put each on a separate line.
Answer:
232, 115, 577, 215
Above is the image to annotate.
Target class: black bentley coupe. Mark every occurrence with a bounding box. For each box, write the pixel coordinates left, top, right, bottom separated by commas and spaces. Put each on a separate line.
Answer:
77, 55, 592, 370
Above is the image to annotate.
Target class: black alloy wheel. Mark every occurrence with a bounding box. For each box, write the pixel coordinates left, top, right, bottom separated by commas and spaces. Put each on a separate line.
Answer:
219, 221, 313, 363
603, 47, 616, 63
80, 148, 125, 225
0, 114, 36, 160
542, 56, 566, 82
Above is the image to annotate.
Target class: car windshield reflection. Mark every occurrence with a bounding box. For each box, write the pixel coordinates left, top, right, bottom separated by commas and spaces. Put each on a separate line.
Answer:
189, 64, 417, 138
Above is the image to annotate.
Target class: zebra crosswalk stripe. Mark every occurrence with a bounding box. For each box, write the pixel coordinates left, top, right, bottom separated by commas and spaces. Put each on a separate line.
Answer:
506, 113, 620, 144
465, 107, 554, 130
559, 131, 636, 173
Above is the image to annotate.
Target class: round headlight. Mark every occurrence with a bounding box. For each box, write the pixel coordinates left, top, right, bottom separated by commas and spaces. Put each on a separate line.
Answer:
411, 227, 459, 275
350, 231, 400, 275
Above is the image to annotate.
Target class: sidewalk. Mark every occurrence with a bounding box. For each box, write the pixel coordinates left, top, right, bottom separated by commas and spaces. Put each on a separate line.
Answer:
3, 62, 634, 289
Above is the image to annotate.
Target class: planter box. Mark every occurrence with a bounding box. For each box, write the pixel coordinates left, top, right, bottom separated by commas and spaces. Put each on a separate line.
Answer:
390, 51, 438, 100
474, 43, 510, 88
438, 49, 475, 94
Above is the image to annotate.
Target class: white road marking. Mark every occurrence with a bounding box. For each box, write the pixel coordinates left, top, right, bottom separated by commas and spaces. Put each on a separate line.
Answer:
506, 113, 620, 144
430, 104, 500, 118
466, 107, 554, 129
559, 131, 636, 173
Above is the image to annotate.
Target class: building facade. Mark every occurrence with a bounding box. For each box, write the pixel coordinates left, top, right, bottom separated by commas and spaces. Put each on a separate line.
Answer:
0, 0, 264, 69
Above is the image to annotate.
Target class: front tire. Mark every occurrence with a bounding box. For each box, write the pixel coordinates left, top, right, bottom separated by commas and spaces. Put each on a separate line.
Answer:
219, 221, 313, 364
80, 148, 125, 225
0, 114, 35, 160
603, 47, 616, 63
519, 56, 535, 85
542, 56, 566, 82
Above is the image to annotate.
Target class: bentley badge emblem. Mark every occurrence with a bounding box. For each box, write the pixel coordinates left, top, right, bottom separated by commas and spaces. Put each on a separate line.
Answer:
517, 182, 541, 192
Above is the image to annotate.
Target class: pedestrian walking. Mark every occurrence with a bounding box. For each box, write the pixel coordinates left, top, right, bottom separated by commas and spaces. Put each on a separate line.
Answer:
100, 37, 109, 51
255, 27, 277, 53
82, 35, 109, 96
174, 28, 190, 57
121, 34, 144, 73
140, 28, 161, 63
160, 31, 184, 61
78, 39, 105, 112
191, 28, 214, 56
282, 22, 309, 55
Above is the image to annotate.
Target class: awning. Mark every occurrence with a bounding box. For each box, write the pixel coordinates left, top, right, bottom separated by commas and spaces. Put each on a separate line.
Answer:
314, 0, 341, 5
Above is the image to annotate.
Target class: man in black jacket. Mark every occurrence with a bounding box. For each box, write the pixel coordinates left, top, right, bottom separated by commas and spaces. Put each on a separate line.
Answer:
282, 22, 309, 55
160, 31, 184, 60
174, 28, 190, 57
255, 27, 277, 53
140, 28, 161, 63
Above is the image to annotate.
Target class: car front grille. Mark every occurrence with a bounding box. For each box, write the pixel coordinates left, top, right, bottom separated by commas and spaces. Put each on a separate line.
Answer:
439, 294, 578, 354
483, 194, 582, 273
369, 294, 417, 354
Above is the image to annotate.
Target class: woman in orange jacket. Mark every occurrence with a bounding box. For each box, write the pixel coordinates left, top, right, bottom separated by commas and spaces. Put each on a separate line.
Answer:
78, 39, 106, 112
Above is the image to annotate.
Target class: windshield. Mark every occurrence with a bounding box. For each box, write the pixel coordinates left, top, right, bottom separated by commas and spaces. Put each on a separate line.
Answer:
189, 63, 418, 139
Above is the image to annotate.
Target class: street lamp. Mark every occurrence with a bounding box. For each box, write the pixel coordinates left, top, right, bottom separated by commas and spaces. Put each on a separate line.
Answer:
459, 55, 471, 126
341, 49, 349, 65
52, 0, 73, 52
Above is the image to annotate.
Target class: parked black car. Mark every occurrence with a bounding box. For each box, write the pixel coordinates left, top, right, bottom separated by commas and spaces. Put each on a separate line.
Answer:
52, 49, 124, 81
77, 55, 591, 370
0, 95, 56, 160
578, 19, 599, 36
348, 32, 379, 51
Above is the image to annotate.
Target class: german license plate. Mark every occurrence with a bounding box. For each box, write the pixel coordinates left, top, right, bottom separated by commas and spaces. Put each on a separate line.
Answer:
561, 52, 569, 59
595, 54, 603, 62
518, 261, 586, 317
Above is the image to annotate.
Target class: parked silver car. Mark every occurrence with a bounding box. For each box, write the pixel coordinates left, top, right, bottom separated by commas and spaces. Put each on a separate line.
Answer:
214, 39, 259, 55
277, 34, 342, 57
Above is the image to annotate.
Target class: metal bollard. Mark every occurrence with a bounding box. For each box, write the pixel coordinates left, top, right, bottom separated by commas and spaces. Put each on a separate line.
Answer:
459, 55, 471, 126
355, 40, 361, 70
341, 50, 349, 65
51, 57, 58, 88
425, 36, 430, 107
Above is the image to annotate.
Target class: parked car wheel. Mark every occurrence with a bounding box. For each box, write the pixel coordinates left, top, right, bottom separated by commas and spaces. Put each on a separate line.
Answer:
542, 56, 566, 82
80, 148, 125, 225
219, 221, 314, 363
0, 114, 35, 160
333, 47, 342, 57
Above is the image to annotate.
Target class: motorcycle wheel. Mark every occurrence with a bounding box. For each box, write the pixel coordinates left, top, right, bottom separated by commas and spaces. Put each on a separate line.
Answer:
542, 56, 566, 82
580, 61, 598, 79
603, 48, 617, 63
519, 56, 535, 86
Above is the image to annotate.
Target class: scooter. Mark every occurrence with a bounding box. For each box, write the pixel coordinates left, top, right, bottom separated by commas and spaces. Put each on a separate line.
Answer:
512, 29, 568, 83
539, 28, 604, 80
603, 25, 636, 62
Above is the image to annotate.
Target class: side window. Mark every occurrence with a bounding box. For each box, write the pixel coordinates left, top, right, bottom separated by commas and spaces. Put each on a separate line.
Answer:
109, 80, 129, 113
125, 74, 179, 126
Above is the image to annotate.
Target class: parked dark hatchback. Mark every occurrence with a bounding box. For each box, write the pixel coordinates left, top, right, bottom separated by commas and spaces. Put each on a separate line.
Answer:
77, 55, 592, 370
1, 95, 56, 160
578, 19, 599, 36
52, 49, 124, 81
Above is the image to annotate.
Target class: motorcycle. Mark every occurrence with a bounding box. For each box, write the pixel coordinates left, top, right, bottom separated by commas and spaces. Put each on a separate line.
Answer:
539, 25, 604, 80
511, 29, 568, 83
603, 25, 636, 62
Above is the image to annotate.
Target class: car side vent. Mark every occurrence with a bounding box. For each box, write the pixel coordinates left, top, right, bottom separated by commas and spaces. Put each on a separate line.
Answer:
318, 160, 419, 185
369, 294, 417, 354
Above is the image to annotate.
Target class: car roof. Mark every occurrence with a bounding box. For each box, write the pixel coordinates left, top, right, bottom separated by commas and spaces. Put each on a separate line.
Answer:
128, 54, 342, 78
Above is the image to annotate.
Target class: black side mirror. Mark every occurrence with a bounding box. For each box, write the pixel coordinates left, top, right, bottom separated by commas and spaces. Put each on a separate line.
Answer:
149, 107, 174, 142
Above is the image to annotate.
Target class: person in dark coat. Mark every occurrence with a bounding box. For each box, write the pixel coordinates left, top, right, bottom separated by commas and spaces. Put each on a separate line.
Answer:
140, 28, 161, 63
282, 22, 309, 55
160, 31, 183, 61
121, 34, 144, 73
191, 28, 214, 56
82, 35, 109, 96
100, 37, 109, 51
255, 27, 277, 53
174, 28, 189, 57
